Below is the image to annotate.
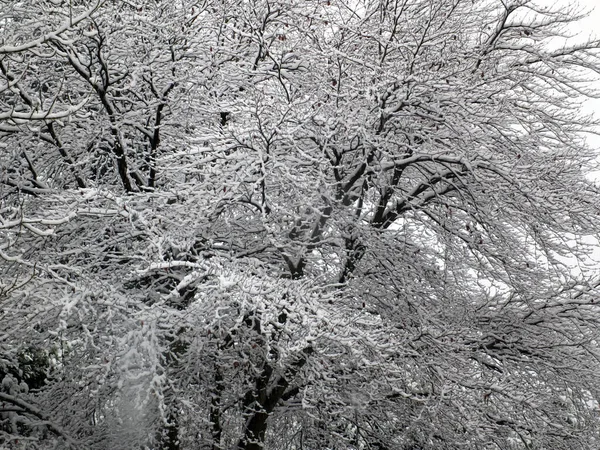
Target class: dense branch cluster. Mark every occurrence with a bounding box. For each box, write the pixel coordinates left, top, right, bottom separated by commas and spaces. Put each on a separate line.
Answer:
1, 0, 600, 448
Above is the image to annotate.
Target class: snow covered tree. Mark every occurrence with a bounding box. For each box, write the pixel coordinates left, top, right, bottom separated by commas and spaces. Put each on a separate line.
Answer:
2, 0, 600, 448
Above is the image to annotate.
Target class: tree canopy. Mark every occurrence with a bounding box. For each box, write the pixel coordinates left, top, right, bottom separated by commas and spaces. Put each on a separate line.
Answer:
2, 0, 600, 448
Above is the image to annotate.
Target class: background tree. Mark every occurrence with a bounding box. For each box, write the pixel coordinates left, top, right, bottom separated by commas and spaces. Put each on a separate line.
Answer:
2, 0, 600, 449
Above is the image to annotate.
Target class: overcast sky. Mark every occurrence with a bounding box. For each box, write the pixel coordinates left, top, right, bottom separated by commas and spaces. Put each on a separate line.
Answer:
559, 0, 600, 115
545, 0, 600, 155
566, 0, 600, 31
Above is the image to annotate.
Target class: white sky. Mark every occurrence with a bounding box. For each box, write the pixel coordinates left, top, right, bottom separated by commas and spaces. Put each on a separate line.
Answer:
544, 0, 600, 109
542, 0, 600, 168
567, 0, 600, 117
564, 0, 600, 31
532, 1, 600, 264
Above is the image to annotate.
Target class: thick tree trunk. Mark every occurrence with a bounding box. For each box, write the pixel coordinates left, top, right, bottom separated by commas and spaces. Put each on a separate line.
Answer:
210, 369, 224, 450
237, 411, 269, 450
237, 347, 313, 449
